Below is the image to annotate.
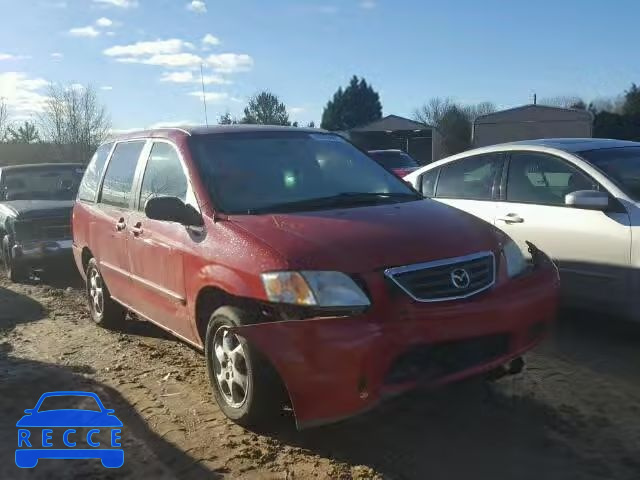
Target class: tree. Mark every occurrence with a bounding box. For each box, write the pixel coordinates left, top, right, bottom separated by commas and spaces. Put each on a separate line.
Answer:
40, 84, 110, 163
218, 111, 238, 125
320, 76, 382, 131
241, 91, 290, 126
307, 121, 316, 128
0, 99, 9, 142
622, 83, 640, 115
413, 98, 495, 156
539, 95, 586, 109
7, 121, 40, 143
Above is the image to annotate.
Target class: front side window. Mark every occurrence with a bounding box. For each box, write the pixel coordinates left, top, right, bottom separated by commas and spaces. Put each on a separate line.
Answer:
507, 152, 597, 206
139, 142, 189, 210
78, 142, 113, 202
419, 168, 439, 197
435, 154, 501, 200
188, 132, 419, 214
579, 147, 640, 201
100, 141, 145, 209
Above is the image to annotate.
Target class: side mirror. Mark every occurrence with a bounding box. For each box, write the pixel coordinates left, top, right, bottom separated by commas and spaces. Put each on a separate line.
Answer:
24, 409, 33, 414
144, 196, 203, 226
565, 190, 609, 210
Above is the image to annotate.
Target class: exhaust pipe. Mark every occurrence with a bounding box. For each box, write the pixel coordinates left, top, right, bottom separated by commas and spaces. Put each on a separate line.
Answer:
486, 356, 525, 381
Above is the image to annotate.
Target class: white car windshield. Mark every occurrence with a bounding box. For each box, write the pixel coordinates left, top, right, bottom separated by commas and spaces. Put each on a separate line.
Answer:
579, 147, 640, 201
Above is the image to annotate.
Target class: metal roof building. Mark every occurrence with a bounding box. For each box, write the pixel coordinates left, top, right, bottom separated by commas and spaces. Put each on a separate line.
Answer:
473, 105, 594, 148
346, 115, 443, 165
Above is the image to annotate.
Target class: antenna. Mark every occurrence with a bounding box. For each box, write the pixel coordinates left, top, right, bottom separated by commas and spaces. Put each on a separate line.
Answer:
200, 63, 209, 126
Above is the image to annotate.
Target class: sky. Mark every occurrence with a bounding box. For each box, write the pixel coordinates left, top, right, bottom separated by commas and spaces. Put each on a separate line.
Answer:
1, 0, 640, 131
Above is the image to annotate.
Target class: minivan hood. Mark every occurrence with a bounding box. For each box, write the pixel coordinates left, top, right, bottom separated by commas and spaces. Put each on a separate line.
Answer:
230, 199, 499, 272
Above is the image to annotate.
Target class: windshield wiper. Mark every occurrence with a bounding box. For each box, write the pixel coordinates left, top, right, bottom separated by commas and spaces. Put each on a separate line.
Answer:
247, 192, 420, 214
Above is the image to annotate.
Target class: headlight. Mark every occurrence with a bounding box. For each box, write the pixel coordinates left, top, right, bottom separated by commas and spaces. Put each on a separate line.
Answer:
503, 239, 527, 278
261, 271, 370, 307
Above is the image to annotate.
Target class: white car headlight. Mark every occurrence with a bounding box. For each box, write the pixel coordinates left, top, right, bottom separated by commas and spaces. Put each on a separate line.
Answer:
261, 271, 370, 307
503, 239, 527, 278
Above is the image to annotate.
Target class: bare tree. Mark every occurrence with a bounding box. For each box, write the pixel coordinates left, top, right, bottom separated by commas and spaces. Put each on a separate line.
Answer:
413, 98, 496, 156
0, 99, 9, 142
538, 95, 586, 109
39, 84, 111, 163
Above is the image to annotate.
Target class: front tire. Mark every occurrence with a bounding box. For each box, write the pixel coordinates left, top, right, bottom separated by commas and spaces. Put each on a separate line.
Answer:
2, 237, 26, 283
86, 258, 125, 329
205, 306, 281, 426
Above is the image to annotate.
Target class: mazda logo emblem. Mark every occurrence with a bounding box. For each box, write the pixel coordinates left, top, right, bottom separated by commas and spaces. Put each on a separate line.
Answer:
450, 268, 471, 289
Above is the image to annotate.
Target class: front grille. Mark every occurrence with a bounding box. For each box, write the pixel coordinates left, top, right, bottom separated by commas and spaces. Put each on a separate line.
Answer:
384, 334, 510, 384
14, 218, 71, 241
385, 251, 495, 302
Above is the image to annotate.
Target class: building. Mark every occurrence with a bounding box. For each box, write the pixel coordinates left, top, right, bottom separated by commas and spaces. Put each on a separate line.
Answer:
473, 104, 594, 148
345, 115, 443, 165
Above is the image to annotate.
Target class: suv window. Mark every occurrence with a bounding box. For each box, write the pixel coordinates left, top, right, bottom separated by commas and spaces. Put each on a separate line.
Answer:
139, 142, 188, 210
419, 168, 439, 197
100, 141, 145, 209
507, 152, 597, 206
435, 154, 501, 200
78, 143, 113, 202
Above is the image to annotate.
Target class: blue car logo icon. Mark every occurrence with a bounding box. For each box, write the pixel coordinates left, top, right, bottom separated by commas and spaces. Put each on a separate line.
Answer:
15, 391, 124, 469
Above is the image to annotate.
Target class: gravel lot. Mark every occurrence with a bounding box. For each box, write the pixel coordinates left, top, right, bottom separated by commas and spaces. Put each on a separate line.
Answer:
1, 270, 639, 479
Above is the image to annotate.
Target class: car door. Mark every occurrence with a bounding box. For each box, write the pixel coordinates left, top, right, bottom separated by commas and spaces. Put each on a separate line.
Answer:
92, 140, 148, 308
495, 150, 631, 309
431, 152, 504, 225
126, 140, 200, 340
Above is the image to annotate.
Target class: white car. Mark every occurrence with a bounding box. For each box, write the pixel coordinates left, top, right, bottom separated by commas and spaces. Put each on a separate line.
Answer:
405, 138, 640, 321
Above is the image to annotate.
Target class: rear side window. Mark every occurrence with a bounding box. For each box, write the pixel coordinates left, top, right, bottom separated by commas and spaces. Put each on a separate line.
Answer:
419, 168, 439, 197
139, 142, 188, 210
78, 143, 112, 202
99, 141, 145, 209
436, 154, 501, 200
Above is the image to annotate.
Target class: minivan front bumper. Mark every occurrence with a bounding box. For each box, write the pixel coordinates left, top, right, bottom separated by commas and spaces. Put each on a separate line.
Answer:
235, 250, 560, 429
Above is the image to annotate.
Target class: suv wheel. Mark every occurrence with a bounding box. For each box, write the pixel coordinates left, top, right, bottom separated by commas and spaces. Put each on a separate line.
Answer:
2, 238, 26, 283
205, 306, 282, 426
86, 258, 125, 328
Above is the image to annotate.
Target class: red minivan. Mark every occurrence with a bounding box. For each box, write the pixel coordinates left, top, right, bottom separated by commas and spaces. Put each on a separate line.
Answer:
72, 126, 559, 428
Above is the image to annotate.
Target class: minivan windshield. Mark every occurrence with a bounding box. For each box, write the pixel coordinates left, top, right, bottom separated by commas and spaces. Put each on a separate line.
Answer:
579, 147, 640, 201
369, 150, 419, 169
189, 131, 420, 214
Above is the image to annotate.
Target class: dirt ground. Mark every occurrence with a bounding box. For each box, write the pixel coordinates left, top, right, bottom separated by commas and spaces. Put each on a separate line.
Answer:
1, 270, 640, 480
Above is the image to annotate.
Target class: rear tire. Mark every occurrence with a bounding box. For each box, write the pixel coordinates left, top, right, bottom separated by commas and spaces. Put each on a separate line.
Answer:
205, 306, 282, 427
86, 258, 126, 329
2, 237, 26, 283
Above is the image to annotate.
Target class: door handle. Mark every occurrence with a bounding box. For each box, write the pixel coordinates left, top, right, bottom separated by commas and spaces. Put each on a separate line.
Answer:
496, 213, 524, 224
115, 218, 126, 231
131, 222, 143, 237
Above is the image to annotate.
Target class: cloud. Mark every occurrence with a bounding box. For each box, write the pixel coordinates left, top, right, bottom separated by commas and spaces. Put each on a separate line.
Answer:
359, 0, 376, 8
0, 72, 49, 114
96, 17, 113, 27
187, 0, 207, 13
206, 53, 253, 73
160, 70, 230, 85
69, 26, 100, 37
101, 85, 114, 91
0, 53, 30, 61
93, 0, 138, 8
188, 91, 228, 102
51, 52, 64, 60
104, 39, 188, 57
140, 53, 203, 68
202, 34, 220, 47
